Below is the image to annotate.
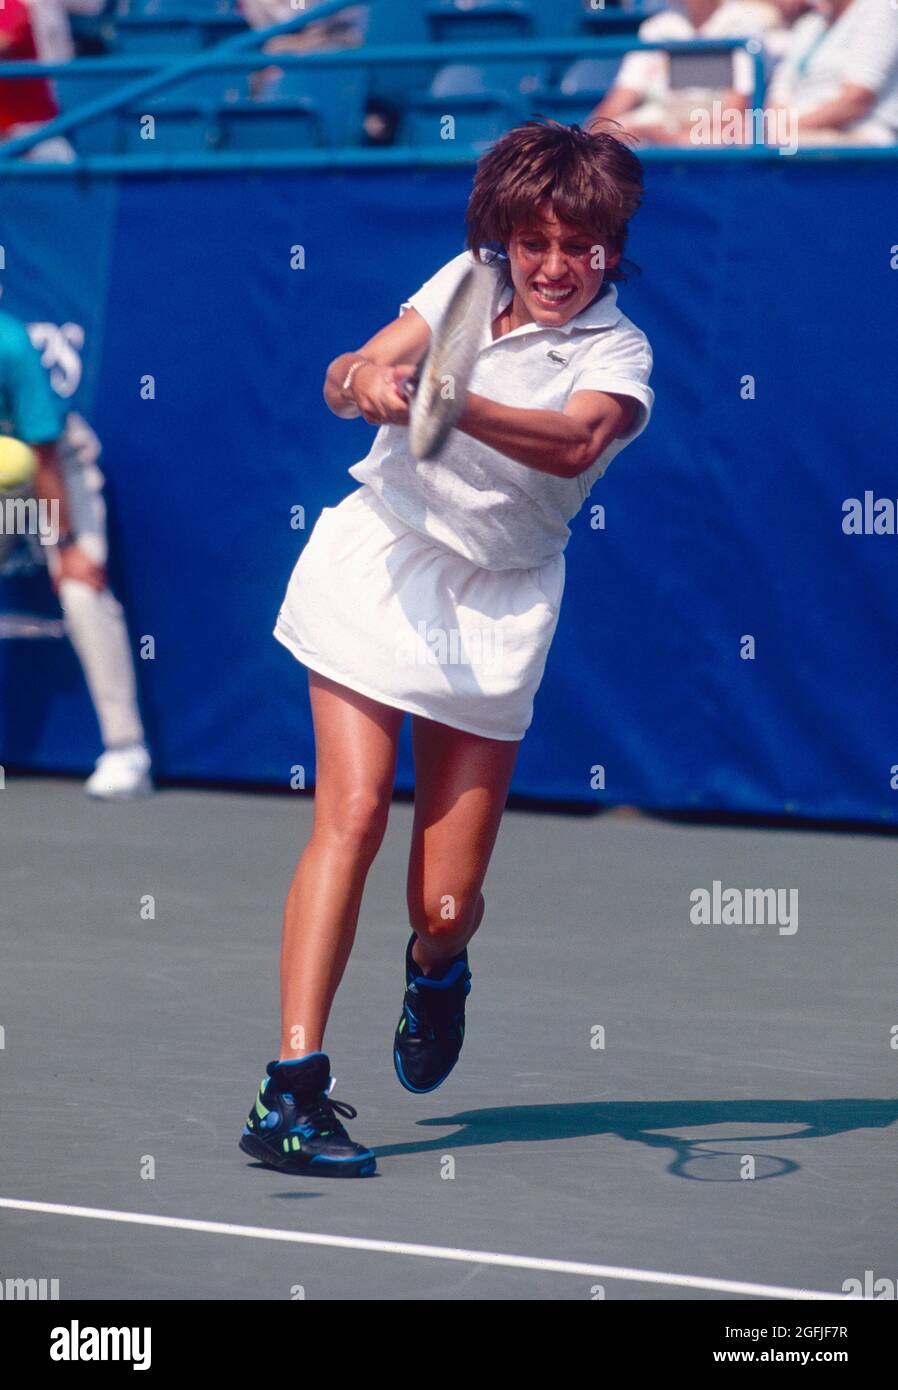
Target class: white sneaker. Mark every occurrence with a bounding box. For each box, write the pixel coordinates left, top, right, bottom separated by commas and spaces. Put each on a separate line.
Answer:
84, 744, 153, 800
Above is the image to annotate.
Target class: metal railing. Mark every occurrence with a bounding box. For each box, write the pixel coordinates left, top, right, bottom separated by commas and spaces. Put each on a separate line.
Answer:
0, 4, 893, 173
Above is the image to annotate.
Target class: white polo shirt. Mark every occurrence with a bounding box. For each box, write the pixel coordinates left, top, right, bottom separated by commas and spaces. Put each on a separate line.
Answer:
347, 251, 654, 572
767, 1, 898, 142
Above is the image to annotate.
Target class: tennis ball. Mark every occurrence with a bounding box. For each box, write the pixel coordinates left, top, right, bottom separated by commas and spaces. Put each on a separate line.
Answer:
0, 436, 37, 491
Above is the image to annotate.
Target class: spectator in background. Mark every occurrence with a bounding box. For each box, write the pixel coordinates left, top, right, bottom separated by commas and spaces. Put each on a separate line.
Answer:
0, 0, 73, 161
0, 0, 106, 160
24, 2, 108, 65
240, 0, 369, 60
241, 0, 369, 101
586, 0, 780, 146
764, 0, 818, 59
765, 0, 898, 146
240, 0, 382, 137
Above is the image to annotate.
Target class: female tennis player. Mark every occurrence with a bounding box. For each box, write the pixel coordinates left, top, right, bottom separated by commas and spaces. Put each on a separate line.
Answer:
240, 119, 654, 1177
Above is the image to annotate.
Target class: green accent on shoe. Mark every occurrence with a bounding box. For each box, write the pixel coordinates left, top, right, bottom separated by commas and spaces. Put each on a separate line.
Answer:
255, 1095, 270, 1120
282, 1138, 290, 1154
398, 1017, 406, 1034
291, 1136, 301, 1152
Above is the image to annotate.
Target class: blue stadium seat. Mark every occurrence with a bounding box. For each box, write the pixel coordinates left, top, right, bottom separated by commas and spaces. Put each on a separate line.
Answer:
402, 60, 549, 148
151, 68, 246, 105
365, 0, 432, 108
53, 70, 118, 112
115, 0, 197, 14
434, 60, 547, 102
122, 104, 219, 150
536, 56, 621, 125
113, 0, 244, 50
69, 112, 126, 157
561, 56, 622, 93
55, 59, 246, 152
526, 0, 628, 38
52, 71, 124, 154
217, 102, 323, 150
255, 67, 368, 146
365, 0, 430, 43
112, 19, 206, 54
69, 2, 118, 50
426, 0, 535, 42
200, 15, 245, 45
578, 0, 665, 33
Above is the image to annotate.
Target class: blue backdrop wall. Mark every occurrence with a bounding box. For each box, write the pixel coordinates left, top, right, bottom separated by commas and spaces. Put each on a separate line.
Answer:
1, 161, 897, 820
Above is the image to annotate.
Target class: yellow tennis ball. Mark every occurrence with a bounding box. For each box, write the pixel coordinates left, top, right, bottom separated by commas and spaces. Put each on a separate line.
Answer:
0, 436, 37, 490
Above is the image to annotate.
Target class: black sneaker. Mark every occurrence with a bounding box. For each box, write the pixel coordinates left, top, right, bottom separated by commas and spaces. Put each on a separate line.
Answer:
393, 934, 472, 1094
239, 1052, 376, 1177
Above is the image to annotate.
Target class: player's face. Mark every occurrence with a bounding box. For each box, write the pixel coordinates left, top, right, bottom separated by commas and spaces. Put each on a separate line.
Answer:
507, 211, 618, 327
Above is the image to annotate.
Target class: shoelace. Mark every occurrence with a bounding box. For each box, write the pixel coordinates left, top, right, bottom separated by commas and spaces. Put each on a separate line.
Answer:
293, 1092, 358, 1140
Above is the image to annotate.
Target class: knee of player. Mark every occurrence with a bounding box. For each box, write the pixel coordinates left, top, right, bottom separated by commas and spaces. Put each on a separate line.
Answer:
407, 890, 478, 940
316, 787, 390, 859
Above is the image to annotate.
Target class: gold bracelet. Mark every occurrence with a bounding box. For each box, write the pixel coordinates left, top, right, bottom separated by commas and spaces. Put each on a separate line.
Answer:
340, 358, 368, 399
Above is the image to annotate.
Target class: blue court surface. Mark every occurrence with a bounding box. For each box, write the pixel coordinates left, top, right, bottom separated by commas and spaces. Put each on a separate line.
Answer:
1, 776, 894, 1301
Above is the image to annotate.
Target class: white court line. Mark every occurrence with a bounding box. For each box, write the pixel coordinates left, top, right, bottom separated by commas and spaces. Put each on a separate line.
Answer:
0, 1197, 848, 1300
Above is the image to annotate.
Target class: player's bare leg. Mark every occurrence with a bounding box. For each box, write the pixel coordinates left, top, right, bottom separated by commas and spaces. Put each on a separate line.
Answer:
278, 670, 403, 1061
393, 717, 519, 1093
407, 716, 520, 970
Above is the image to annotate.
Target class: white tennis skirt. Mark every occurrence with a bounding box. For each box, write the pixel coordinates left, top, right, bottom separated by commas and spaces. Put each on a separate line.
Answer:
273, 484, 565, 742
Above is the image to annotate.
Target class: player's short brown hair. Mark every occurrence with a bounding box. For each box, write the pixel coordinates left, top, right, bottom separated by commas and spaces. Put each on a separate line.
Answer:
465, 118, 644, 286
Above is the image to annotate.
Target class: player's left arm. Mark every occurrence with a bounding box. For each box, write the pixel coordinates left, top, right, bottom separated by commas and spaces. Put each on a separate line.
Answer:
458, 389, 638, 479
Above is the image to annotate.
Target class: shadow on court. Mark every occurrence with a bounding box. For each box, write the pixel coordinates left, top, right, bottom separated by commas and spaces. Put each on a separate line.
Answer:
2, 778, 896, 1299
380, 1098, 898, 1180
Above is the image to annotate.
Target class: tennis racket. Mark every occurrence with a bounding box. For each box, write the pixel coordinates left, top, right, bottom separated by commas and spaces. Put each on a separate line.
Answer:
405, 260, 494, 462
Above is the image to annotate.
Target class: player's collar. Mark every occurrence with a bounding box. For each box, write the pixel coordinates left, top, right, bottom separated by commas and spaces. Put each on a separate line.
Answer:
558, 281, 622, 334
491, 274, 622, 340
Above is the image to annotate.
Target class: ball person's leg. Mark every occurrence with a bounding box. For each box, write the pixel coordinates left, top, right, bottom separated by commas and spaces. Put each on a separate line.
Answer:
48, 447, 146, 751
279, 669, 404, 1059
406, 716, 520, 974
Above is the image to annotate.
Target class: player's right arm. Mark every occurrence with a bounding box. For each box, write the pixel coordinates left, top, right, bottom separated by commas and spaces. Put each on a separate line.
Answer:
323, 308, 431, 426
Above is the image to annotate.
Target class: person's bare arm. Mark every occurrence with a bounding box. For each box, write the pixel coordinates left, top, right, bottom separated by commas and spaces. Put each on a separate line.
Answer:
33, 442, 106, 591
792, 82, 876, 131
323, 307, 431, 422
675, 87, 748, 146
586, 87, 643, 130
33, 442, 73, 534
457, 389, 638, 479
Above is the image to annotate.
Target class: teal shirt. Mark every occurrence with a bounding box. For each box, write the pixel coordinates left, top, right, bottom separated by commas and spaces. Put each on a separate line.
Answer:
0, 309, 65, 445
